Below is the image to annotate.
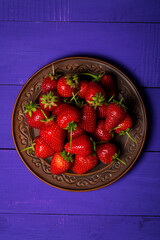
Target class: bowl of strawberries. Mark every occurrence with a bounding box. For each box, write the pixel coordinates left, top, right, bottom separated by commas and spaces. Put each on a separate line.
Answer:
12, 57, 147, 191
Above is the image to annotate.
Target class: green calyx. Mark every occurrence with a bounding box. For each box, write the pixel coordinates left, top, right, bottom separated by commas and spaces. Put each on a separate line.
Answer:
65, 74, 79, 88
78, 72, 103, 82
112, 153, 126, 165
60, 150, 73, 163
21, 140, 36, 154
88, 92, 105, 109
41, 91, 58, 109
24, 101, 39, 117
119, 128, 137, 144
65, 122, 77, 150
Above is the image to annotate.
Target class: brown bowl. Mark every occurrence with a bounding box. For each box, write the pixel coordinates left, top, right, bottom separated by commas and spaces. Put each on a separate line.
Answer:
12, 57, 147, 191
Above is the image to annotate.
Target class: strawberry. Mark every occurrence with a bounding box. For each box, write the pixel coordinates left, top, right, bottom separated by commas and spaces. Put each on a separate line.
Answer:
79, 104, 96, 133
94, 120, 113, 141
65, 135, 93, 156
57, 105, 81, 149
57, 105, 81, 129
113, 114, 137, 143
105, 100, 127, 131
42, 65, 59, 93
22, 136, 55, 158
72, 154, 98, 174
57, 74, 79, 97
78, 80, 89, 99
100, 74, 117, 98
39, 91, 61, 111
40, 120, 66, 152
24, 101, 50, 129
50, 151, 73, 175
79, 72, 116, 98
97, 103, 107, 119
85, 82, 106, 109
67, 124, 85, 141
52, 103, 70, 116
96, 143, 126, 165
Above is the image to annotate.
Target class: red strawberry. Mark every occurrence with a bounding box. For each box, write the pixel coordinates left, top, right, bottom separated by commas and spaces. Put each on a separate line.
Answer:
22, 136, 55, 158
97, 103, 107, 119
42, 65, 59, 93
57, 105, 81, 129
65, 135, 93, 156
67, 124, 85, 141
96, 143, 125, 165
85, 82, 106, 108
57, 74, 79, 97
39, 91, 61, 111
50, 151, 73, 175
24, 101, 50, 129
57, 105, 81, 149
100, 74, 117, 98
52, 103, 70, 116
40, 120, 66, 152
105, 101, 127, 131
79, 72, 116, 98
72, 154, 98, 174
94, 120, 113, 141
113, 114, 136, 143
79, 105, 96, 133
78, 80, 89, 99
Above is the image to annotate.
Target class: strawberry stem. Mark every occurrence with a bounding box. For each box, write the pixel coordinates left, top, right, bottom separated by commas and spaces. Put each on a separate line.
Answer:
126, 132, 137, 144
90, 137, 96, 151
70, 91, 79, 106
115, 157, 126, 165
119, 98, 123, 104
40, 109, 48, 120
108, 95, 114, 103
112, 153, 126, 165
52, 65, 55, 76
79, 73, 102, 81
79, 73, 98, 79
70, 126, 73, 150
65, 122, 77, 150
112, 126, 121, 131
21, 142, 36, 153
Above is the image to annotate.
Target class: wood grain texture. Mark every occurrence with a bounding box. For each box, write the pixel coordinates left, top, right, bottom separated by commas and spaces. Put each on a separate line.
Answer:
0, 150, 160, 215
2, 84, 159, 150
0, 22, 159, 87
0, 214, 160, 240
0, 0, 160, 22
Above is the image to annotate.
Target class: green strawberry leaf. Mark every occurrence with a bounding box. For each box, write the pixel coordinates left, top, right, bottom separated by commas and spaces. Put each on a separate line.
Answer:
24, 101, 39, 117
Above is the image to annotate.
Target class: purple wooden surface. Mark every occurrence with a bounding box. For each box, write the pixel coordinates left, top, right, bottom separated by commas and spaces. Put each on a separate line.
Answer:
1, 85, 158, 151
0, 0, 160, 22
0, 0, 160, 238
0, 22, 160, 87
0, 150, 160, 215
0, 214, 160, 240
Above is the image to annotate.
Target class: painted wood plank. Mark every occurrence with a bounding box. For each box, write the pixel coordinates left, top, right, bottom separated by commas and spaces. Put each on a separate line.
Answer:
0, 0, 160, 23
1, 85, 159, 151
0, 22, 159, 87
0, 214, 160, 240
0, 150, 160, 215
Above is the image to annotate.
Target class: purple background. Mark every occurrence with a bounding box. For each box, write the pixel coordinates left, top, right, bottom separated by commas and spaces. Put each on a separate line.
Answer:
0, 0, 160, 239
